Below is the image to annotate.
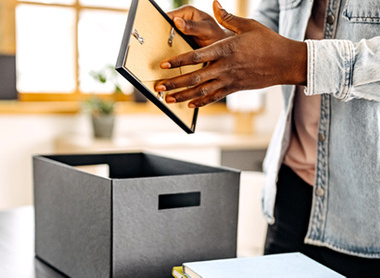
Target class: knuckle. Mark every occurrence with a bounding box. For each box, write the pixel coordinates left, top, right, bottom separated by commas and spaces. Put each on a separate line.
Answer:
175, 93, 185, 102
210, 92, 224, 103
209, 95, 220, 103
221, 11, 235, 23
171, 59, 181, 68
197, 87, 208, 97
213, 41, 234, 59
195, 92, 222, 107
190, 73, 201, 86
182, 5, 192, 12
191, 51, 203, 63
165, 81, 177, 90
223, 41, 235, 56
195, 101, 207, 107
184, 19, 193, 31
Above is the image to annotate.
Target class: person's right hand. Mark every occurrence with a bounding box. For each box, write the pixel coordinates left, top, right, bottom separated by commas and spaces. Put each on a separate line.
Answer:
167, 4, 233, 47
155, 1, 307, 108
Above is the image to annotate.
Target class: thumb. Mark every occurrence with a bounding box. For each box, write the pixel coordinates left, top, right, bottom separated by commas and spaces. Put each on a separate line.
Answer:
213, 0, 251, 34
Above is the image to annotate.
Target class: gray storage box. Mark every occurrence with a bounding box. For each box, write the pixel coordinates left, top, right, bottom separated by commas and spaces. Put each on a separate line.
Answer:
33, 152, 240, 277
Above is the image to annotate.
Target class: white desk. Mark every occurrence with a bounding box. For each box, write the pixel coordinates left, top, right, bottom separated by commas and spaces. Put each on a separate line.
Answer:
55, 131, 271, 171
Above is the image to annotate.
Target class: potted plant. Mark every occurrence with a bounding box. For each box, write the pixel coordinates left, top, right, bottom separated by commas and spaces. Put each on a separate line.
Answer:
84, 65, 122, 139
173, 0, 190, 8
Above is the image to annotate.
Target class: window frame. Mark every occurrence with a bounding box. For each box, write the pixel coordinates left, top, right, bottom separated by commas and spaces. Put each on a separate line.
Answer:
13, 0, 248, 102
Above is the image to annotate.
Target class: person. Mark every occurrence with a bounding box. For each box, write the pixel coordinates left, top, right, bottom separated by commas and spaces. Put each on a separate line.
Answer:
154, 0, 380, 277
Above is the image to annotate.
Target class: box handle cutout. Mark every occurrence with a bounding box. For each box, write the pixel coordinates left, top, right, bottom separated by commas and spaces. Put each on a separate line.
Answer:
159, 192, 201, 210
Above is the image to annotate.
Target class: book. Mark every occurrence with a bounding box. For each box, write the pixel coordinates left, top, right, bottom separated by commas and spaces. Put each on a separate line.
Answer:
182, 253, 345, 278
172, 266, 187, 278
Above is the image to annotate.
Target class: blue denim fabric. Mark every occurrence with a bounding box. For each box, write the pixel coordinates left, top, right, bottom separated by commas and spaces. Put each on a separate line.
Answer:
255, 0, 380, 258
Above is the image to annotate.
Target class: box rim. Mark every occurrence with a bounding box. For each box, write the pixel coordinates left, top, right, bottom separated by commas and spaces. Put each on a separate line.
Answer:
33, 153, 241, 181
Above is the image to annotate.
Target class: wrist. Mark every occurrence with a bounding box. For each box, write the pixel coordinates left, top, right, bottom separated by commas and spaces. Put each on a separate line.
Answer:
283, 40, 307, 86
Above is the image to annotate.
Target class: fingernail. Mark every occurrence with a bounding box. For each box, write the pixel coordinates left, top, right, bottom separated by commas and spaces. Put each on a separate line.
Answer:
161, 62, 171, 69
188, 103, 196, 108
156, 85, 166, 92
215, 0, 222, 9
174, 17, 185, 30
166, 96, 176, 103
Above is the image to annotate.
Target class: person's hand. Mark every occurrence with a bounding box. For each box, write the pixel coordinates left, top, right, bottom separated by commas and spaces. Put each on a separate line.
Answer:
167, 3, 233, 47
155, 0, 307, 108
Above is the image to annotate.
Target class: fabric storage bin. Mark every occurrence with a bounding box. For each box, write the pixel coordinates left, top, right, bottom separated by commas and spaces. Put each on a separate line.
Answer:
33, 152, 240, 277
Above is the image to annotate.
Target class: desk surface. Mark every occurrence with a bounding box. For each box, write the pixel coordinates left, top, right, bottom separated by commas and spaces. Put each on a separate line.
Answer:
0, 207, 64, 278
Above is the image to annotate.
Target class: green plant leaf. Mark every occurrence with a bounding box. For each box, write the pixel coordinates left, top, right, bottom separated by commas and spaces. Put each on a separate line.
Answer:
90, 65, 124, 94
173, 0, 189, 8
83, 96, 115, 115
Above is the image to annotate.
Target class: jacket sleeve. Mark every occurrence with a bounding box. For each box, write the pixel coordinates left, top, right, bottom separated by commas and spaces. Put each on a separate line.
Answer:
305, 37, 380, 102
252, 0, 280, 33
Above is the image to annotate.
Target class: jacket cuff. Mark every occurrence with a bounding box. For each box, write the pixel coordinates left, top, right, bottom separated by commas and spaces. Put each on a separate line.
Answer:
305, 40, 355, 101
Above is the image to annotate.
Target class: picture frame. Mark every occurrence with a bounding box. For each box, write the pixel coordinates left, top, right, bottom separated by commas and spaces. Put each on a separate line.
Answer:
115, 0, 203, 133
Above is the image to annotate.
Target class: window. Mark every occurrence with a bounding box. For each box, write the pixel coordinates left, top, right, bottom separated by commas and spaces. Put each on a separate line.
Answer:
15, 0, 246, 101
16, 0, 132, 101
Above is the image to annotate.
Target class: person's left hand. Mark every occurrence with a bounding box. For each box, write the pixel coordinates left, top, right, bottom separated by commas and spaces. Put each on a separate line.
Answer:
155, 0, 307, 108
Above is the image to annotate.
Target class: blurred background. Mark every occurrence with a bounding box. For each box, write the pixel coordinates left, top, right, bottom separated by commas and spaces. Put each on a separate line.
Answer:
0, 0, 284, 256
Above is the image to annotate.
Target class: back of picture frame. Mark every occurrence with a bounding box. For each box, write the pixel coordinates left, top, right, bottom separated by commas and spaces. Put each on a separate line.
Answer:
116, 0, 204, 133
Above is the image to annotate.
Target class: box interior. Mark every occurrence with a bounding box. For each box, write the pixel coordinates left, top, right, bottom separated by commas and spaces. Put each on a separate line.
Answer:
43, 153, 226, 179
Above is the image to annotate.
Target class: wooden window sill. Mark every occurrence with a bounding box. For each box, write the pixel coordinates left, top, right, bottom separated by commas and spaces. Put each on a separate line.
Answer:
0, 100, 229, 115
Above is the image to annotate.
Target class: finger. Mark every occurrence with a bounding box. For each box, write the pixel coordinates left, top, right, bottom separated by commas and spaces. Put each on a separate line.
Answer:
160, 43, 227, 69
165, 80, 222, 103
189, 88, 230, 108
155, 65, 218, 92
213, 0, 253, 34
167, 5, 198, 21
173, 17, 217, 38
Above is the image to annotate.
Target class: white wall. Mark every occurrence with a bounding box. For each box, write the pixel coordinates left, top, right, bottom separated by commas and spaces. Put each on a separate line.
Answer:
0, 115, 76, 210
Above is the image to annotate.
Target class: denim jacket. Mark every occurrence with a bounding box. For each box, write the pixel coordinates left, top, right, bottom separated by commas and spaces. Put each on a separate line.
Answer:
255, 0, 380, 258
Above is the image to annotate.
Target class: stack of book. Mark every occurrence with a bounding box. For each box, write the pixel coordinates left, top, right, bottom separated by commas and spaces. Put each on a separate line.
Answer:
172, 253, 345, 278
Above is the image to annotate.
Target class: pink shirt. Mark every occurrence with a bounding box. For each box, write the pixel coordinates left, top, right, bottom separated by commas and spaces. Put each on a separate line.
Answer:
283, 0, 328, 186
